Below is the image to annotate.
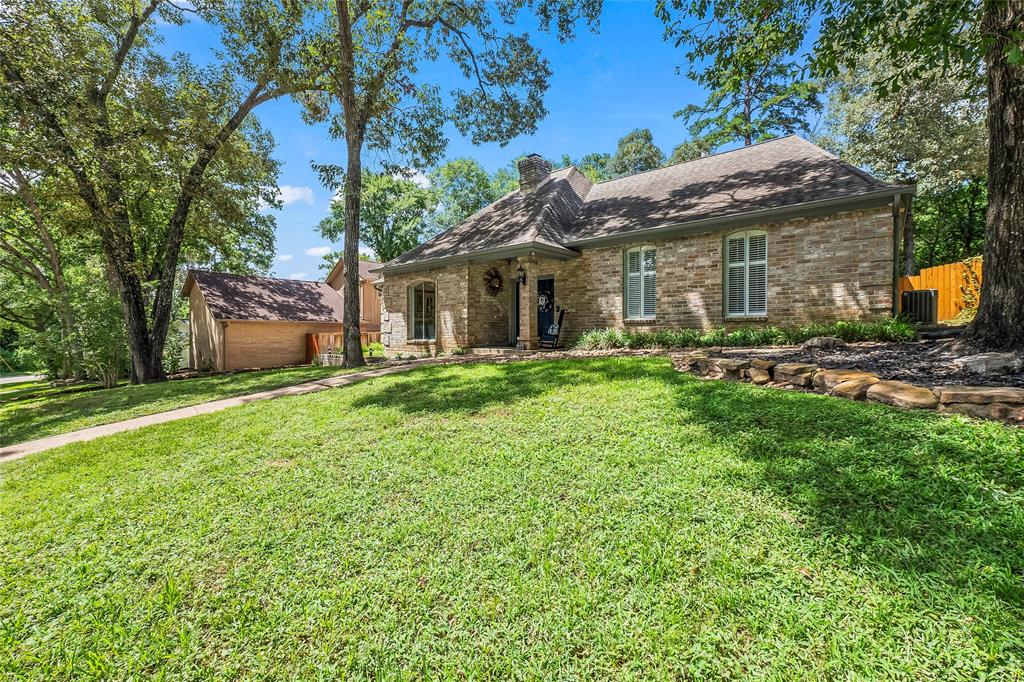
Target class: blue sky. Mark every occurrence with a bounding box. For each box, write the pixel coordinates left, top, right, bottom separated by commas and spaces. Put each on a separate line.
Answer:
157, 3, 789, 280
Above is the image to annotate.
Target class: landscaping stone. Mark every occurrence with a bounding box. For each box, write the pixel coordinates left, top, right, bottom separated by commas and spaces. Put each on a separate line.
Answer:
750, 358, 776, 370
718, 358, 750, 381
774, 362, 817, 387
938, 401, 1024, 423
747, 368, 772, 384
801, 336, 847, 350
812, 368, 874, 391
830, 375, 880, 400
866, 380, 939, 410
696, 357, 723, 378
952, 352, 1023, 376
934, 385, 1024, 405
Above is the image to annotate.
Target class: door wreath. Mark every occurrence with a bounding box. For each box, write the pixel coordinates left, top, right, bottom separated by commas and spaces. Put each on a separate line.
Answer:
483, 267, 504, 296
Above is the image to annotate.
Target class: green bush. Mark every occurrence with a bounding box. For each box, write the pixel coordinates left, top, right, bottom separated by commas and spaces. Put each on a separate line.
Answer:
363, 341, 385, 358
572, 318, 917, 351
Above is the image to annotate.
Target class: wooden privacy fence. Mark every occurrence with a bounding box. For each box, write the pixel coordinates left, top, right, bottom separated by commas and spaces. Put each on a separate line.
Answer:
306, 330, 383, 362
898, 258, 982, 322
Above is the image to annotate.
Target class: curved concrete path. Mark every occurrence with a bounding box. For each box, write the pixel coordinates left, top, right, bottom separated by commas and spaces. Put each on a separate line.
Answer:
0, 359, 445, 464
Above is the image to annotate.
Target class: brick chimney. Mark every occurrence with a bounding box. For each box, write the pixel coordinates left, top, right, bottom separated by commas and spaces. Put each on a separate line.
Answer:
517, 154, 552, 193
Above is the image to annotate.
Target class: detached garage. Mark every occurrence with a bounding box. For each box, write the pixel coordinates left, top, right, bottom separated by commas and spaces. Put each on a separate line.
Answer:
182, 270, 344, 372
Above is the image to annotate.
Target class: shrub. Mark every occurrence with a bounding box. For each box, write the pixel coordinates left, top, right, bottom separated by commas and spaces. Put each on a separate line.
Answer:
571, 318, 917, 351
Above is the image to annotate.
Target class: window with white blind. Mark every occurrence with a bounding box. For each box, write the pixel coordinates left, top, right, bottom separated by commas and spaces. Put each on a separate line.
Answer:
408, 281, 436, 340
725, 231, 768, 317
624, 246, 656, 319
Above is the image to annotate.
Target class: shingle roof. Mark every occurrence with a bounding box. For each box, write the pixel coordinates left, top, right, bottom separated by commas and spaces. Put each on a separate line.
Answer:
380, 136, 911, 271
385, 166, 592, 267
182, 271, 344, 323
564, 136, 899, 242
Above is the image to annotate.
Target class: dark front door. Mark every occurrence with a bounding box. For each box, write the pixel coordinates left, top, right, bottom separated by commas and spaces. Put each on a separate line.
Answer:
537, 277, 555, 334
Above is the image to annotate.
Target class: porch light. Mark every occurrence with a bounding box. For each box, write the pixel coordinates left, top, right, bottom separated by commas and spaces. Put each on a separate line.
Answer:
515, 264, 526, 285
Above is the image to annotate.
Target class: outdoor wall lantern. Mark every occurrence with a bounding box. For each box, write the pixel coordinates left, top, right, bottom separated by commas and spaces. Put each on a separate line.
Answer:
515, 263, 526, 285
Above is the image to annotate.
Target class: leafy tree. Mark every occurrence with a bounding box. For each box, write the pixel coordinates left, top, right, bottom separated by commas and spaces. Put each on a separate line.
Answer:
914, 179, 987, 269
661, 0, 1024, 350
319, 172, 437, 263
607, 128, 665, 177
0, 0, 322, 382
428, 158, 499, 234
819, 51, 987, 275
658, 0, 822, 149
668, 138, 715, 164
559, 152, 612, 182
307, 0, 601, 368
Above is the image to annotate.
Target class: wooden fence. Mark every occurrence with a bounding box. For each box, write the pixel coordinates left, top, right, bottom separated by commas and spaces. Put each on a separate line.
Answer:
897, 258, 982, 322
306, 330, 383, 362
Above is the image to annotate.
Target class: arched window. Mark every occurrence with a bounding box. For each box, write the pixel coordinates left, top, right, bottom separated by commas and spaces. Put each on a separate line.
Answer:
408, 281, 436, 340
624, 246, 656, 319
725, 230, 768, 317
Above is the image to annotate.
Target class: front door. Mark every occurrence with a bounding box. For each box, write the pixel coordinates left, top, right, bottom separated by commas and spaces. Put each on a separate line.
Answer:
537, 277, 555, 334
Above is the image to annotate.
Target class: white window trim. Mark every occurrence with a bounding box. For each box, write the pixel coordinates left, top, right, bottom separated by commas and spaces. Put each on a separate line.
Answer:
724, 230, 768, 318
408, 281, 437, 341
624, 245, 656, 320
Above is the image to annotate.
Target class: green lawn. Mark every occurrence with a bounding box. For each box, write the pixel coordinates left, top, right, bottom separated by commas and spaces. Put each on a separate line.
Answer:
0, 365, 356, 447
1, 357, 1022, 679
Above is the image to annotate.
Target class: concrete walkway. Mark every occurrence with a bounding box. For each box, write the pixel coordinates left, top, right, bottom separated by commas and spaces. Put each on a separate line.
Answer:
0, 359, 445, 464
0, 374, 43, 386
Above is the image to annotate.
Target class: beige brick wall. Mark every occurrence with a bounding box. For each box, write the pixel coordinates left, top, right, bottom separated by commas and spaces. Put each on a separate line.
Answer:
222, 321, 343, 370
380, 264, 470, 354
189, 287, 224, 371
379, 206, 894, 353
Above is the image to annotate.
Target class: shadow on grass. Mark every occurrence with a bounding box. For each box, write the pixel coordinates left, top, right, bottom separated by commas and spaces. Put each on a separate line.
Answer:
357, 357, 1024, 606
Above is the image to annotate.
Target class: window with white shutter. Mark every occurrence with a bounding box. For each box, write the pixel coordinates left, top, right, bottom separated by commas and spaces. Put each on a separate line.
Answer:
624, 246, 656, 319
724, 231, 768, 317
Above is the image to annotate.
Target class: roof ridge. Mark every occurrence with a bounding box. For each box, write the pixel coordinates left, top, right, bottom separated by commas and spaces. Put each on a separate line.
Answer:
593, 134, 801, 187
192, 269, 327, 285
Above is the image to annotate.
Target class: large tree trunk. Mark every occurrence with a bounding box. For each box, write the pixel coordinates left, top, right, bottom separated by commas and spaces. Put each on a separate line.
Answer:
335, 0, 366, 369
963, 0, 1024, 351
342, 138, 366, 368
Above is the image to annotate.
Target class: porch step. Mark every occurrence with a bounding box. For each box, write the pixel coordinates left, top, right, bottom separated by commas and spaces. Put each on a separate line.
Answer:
465, 346, 529, 356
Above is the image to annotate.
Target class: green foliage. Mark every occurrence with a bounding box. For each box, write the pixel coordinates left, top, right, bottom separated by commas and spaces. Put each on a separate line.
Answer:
573, 319, 917, 350
668, 137, 715, 164
319, 172, 437, 263
427, 158, 512, 234
2, 358, 1022, 676
657, 0, 822, 149
607, 128, 666, 178
913, 179, 988, 268
363, 342, 385, 358
74, 278, 129, 389
1, 0, 323, 380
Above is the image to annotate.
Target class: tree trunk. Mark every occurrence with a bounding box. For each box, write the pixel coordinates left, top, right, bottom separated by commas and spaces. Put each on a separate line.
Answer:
963, 0, 1024, 351
335, 0, 366, 369
342, 137, 366, 368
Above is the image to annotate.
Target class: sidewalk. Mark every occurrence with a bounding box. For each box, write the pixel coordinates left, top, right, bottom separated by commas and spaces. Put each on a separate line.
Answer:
0, 359, 441, 463
0, 374, 43, 386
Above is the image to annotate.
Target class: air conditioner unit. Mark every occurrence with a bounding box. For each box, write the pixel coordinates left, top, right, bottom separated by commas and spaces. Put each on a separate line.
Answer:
901, 289, 939, 324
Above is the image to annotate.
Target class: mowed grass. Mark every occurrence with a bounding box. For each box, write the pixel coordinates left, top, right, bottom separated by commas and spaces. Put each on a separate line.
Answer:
1, 357, 1022, 679
0, 365, 357, 447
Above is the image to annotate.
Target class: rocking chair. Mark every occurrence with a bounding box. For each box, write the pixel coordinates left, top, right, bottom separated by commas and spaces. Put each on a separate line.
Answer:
539, 309, 566, 349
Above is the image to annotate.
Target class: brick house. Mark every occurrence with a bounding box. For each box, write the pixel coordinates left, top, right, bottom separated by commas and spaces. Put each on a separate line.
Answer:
183, 257, 382, 370
375, 136, 914, 354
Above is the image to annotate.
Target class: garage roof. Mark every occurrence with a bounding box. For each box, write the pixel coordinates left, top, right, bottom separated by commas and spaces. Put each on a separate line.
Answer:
182, 271, 344, 323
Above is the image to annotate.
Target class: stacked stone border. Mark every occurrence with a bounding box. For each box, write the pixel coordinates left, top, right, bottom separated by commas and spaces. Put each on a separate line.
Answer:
671, 350, 1024, 426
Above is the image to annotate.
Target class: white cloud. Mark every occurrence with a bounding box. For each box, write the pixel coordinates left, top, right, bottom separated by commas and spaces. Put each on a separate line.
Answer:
276, 254, 293, 262
403, 169, 431, 188
276, 185, 315, 206
287, 272, 309, 280
305, 246, 333, 257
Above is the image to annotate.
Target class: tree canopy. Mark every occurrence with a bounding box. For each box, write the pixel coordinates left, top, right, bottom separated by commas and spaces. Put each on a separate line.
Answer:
319, 172, 437, 263
607, 128, 665, 178
1, 0, 323, 381
658, 0, 822, 149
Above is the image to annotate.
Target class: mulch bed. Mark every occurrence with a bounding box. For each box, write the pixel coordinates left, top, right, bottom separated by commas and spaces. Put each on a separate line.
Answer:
715, 341, 1024, 388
